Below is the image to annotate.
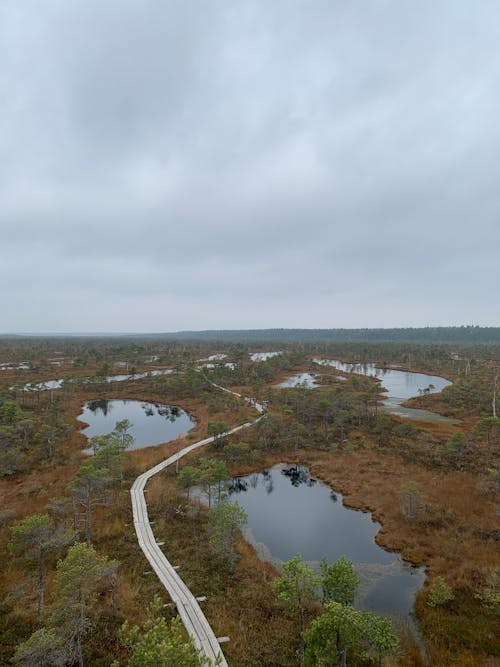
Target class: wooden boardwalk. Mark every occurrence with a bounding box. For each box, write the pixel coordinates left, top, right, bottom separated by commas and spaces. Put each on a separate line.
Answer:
131, 386, 264, 666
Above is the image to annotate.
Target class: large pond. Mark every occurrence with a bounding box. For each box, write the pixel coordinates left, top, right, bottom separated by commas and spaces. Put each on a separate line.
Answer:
313, 359, 456, 423
78, 399, 195, 450
229, 464, 424, 619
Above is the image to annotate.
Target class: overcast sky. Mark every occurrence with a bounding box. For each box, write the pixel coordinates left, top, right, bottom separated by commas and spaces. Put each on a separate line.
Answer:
1, 1, 499, 333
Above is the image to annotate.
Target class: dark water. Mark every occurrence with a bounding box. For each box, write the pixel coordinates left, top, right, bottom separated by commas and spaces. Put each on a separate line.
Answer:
78, 399, 195, 450
314, 359, 456, 423
229, 464, 424, 618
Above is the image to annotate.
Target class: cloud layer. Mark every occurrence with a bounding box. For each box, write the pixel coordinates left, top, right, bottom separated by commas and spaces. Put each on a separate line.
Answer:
1, 1, 499, 332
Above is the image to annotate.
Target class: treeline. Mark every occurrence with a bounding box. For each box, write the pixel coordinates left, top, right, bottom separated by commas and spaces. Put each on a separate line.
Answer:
6, 327, 500, 347
145, 326, 500, 344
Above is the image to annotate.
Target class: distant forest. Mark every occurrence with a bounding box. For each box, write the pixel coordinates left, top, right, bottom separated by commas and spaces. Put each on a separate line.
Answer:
3, 326, 500, 344
148, 326, 500, 344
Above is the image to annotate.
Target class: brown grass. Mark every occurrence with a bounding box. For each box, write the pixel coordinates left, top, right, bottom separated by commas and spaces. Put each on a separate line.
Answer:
1, 365, 499, 665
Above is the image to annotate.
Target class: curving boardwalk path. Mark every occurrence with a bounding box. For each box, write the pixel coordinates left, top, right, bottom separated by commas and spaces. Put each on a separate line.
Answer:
131, 384, 264, 666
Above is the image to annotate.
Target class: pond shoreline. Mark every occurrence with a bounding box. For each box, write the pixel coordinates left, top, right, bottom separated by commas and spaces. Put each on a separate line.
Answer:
312, 358, 457, 424
228, 456, 427, 570
77, 398, 196, 451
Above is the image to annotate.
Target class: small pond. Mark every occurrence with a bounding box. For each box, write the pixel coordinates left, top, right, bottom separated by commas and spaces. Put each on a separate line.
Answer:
78, 399, 195, 450
199, 362, 236, 370
100, 368, 174, 382
200, 354, 228, 361
313, 359, 457, 423
276, 373, 320, 388
229, 464, 424, 619
0, 362, 31, 371
250, 352, 282, 362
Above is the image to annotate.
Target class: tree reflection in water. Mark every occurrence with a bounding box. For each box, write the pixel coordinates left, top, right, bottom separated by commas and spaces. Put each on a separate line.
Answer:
87, 399, 111, 416
225, 462, 425, 620
156, 405, 181, 421
229, 478, 249, 493
80, 400, 194, 450
231, 466, 317, 496
282, 465, 317, 488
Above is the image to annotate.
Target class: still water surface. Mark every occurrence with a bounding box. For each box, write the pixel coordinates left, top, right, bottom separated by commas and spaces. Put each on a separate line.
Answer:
16, 368, 174, 392
313, 359, 456, 423
229, 464, 424, 618
78, 399, 195, 450
250, 352, 282, 361
276, 373, 320, 388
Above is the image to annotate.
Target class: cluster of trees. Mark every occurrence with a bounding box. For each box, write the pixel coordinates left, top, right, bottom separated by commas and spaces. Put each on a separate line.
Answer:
0, 398, 33, 476
110, 596, 212, 667
69, 423, 133, 546
438, 366, 500, 418
273, 554, 398, 666
177, 457, 247, 570
178, 457, 230, 506
9, 422, 134, 664
247, 379, 382, 454
207, 499, 247, 571
386, 418, 500, 473
13, 543, 118, 667
207, 421, 230, 447
0, 395, 74, 477
150, 368, 211, 400
10, 513, 74, 626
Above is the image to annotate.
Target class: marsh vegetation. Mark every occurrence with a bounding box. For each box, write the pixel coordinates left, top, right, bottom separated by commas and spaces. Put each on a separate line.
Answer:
0, 335, 498, 665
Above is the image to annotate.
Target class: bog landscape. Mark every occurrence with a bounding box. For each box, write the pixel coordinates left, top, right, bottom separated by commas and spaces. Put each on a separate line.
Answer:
0, 328, 498, 666
2, 3, 500, 664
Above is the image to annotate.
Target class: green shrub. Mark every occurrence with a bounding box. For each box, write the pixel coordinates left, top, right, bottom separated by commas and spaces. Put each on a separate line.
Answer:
427, 576, 454, 607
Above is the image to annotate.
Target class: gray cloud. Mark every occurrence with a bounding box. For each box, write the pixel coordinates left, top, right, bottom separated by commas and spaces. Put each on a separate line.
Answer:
1, 1, 499, 332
